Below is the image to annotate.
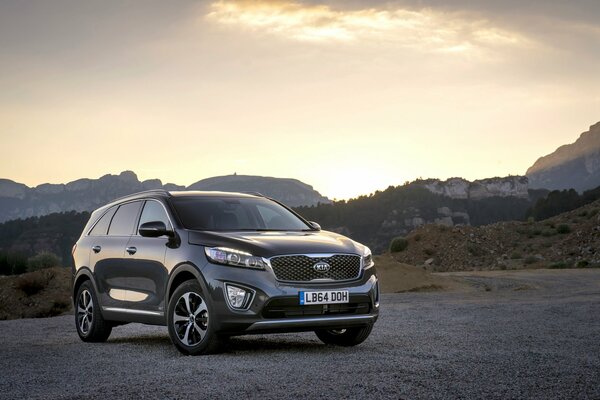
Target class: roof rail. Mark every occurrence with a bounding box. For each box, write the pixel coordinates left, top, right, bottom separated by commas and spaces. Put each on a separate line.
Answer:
241, 191, 265, 197
111, 189, 171, 203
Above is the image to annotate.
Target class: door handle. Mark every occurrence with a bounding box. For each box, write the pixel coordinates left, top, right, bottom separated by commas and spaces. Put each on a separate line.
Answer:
126, 246, 137, 255
92, 245, 101, 253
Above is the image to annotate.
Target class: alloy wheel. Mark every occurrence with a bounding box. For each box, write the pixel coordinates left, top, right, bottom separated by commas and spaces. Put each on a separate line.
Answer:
173, 292, 209, 346
77, 289, 94, 335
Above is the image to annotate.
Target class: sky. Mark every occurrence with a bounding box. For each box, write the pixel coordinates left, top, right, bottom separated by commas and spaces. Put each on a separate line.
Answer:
0, 0, 599, 200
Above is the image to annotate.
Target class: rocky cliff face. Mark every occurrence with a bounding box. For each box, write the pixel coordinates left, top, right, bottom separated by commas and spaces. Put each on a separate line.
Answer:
188, 174, 330, 208
0, 171, 330, 223
0, 171, 185, 223
527, 122, 600, 192
417, 176, 530, 200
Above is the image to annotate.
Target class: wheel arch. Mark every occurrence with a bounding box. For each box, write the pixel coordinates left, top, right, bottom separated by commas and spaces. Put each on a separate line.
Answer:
166, 263, 210, 303
72, 268, 98, 304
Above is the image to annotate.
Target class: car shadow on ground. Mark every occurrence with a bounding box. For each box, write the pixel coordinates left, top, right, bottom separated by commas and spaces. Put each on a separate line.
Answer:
221, 336, 331, 354
107, 333, 334, 355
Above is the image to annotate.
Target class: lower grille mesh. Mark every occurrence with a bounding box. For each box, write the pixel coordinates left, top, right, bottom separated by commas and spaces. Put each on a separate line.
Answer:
262, 295, 371, 319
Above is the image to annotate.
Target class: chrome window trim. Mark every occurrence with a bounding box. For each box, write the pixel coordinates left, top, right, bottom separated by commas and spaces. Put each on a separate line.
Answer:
133, 198, 175, 237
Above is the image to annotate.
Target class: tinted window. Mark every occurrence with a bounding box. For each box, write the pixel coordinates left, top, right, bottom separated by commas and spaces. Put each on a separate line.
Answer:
138, 200, 172, 231
171, 197, 310, 231
89, 207, 117, 236
108, 201, 142, 236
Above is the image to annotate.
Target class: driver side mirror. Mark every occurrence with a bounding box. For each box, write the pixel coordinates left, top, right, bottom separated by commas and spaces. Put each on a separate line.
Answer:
308, 221, 321, 231
139, 221, 174, 238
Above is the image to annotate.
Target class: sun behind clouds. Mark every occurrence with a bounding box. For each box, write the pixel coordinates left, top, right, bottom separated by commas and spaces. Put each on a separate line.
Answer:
206, 0, 531, 54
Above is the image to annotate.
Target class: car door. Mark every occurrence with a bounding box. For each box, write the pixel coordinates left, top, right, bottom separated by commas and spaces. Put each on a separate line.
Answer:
121, 199, 171, 314
91, 201, 143, 311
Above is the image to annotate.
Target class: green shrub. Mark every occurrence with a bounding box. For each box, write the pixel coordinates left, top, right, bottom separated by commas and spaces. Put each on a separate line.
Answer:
510, 252, 522, 259
424, 248, 435, 256
0, 251, 28, 275
532, 229, 542, 236
15, 270, 54, 296
524, 256, 537, 265
27, 252, 61, 272
578, 210, 588, 217
588, 209, 598, 218
576, 260, 589, 268
467, 244, 486, 257
541, 230, 555, 237
390, 237, 409, 253
548, 261, 570, 269
556, 224, 571, 234
413, 234, 422, 242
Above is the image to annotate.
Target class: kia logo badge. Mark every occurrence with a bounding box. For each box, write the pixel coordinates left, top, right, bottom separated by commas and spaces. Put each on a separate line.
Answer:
313, 262, 331, 272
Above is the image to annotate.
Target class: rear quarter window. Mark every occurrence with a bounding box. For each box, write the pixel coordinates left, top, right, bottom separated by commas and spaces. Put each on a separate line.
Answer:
89, 207, 117, 236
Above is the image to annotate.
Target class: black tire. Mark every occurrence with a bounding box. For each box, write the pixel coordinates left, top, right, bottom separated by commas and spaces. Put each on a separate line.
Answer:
167, 280, 222, 355
315, 325, 373, 347
75, 281, 112, 342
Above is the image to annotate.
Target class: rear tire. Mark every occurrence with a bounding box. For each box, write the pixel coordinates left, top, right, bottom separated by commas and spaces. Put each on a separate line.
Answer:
167, 280, 222, 355
315, 325, 373, 347
75, 281, 112, 342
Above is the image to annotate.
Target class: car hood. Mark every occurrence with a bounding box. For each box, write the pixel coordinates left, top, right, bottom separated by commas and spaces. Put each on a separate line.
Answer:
187, 230, 364, 258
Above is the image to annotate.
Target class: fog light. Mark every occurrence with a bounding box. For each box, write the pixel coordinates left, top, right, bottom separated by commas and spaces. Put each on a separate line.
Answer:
225, 284, 253, 310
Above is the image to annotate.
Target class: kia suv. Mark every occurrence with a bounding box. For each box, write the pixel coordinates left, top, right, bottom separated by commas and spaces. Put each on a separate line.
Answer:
72, 190, 379, 355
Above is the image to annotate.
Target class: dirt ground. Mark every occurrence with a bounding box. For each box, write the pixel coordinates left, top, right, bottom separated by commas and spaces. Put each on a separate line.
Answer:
0, 267, 72, 320
375, 254, 471, 293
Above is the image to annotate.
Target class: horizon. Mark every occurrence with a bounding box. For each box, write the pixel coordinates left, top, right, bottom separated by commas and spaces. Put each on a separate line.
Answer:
1, 1, 599, 199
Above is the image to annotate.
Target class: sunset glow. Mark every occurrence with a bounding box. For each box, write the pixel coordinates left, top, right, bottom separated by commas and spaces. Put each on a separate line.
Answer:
0, 1, 598, 200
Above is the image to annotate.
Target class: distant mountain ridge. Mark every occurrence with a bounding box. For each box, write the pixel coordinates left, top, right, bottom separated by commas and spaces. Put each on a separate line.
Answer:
188, 174, 329, 207
527, 121, 600, 192
0, 171, 330, 223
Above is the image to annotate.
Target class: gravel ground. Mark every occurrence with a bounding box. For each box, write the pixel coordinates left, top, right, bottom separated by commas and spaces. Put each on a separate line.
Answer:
1, 269, 599, 399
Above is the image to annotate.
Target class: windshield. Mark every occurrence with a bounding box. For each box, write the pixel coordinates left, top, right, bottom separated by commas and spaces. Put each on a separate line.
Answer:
170, 197, 311, 231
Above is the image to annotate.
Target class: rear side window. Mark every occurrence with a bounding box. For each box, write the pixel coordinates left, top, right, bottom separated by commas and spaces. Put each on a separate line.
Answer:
138, 200, 172, 231
108, 201, 142, 236
89, 207, 117, 236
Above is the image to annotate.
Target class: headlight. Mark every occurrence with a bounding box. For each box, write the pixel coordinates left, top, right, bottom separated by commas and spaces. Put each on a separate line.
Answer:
362, 247, 374, 269
204, 247, 267, 270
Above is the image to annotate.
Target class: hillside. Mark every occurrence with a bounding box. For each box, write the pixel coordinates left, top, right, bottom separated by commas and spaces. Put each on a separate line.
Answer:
391, 199, 600, 271
298, 176, 547, 253
0, 211, 89, 270
188, 174, 329, 207
527, 121, 600, 192
0, 171, 330, 222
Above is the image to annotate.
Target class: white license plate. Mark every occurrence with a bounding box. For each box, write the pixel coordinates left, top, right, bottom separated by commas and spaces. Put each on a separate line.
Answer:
299, 290, 349, 305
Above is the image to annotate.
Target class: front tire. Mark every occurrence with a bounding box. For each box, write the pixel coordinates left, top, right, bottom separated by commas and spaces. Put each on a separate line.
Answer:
167, 280, 222, 355
315, 325, 373, 347
75, 281, 112, 342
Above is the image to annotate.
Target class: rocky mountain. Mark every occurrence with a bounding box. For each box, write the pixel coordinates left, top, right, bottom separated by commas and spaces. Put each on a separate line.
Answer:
0, 171, 330, 223
188, 174, 330, 207
417, 176, 530, 200
527, 121, 600, 192
0, 171, 184, 223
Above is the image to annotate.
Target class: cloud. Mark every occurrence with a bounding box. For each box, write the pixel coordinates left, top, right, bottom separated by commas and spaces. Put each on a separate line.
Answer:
206, 0, 531, 55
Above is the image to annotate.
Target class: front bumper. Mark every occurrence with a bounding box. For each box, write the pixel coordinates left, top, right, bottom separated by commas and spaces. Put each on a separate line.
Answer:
199, 260, 379, 335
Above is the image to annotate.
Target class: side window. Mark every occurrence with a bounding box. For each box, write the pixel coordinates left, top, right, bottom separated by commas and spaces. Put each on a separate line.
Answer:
108, 201, 142, 236
89, 207, 117, 236
138, 200, 171, 231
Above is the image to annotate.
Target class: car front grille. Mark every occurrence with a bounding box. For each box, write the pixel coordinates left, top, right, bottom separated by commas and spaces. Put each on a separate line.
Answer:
269, 254, 361, 282
262, 295, 372, 319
